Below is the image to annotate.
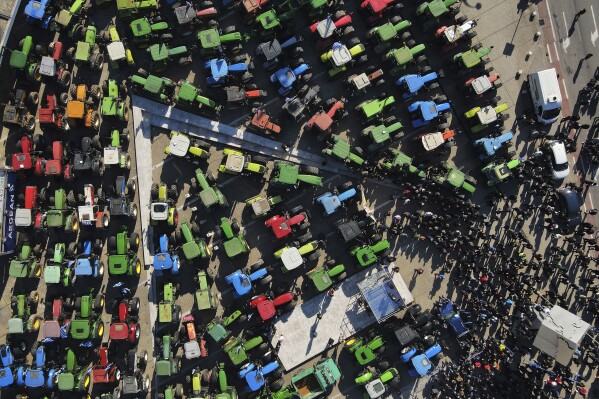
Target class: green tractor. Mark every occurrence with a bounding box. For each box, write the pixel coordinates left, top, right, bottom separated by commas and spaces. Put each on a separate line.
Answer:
322, 135, 365, 166
158, 282, 182, 326
213, 362, 238, 399
107, 226, 142, 276
451, 44, 492, 73
307, 259, 346, 292
254, 6, 297, 39
43, 242, 74, 286
416, 0, 460, 31
129, 70, 176, 104
39, 189, 80, 233
194, 270, 216, 310
52, 0, 87, 31
9, 36, 41, 82
130, 16, 172, 48
223, 334, 269, 366
215, 217, 249, 258
52, 348, 92, 393
350, 239, 390, 268
174, 80, 222, 115
362, 117, 403, 153
117, 0, 158, 20
197, 27, 249, 57
67, 25, 104, 70
159, 384, 184, 399
191, 168, 228, 209
171, 220, 211, 263
151, 182, 178, 226
218, 148, 268, 176
384, 44, 427, 75
103, 129, 131, 170
100, 79, 129, 121
148, 43, 192, 72
355, 95, 395, 122
355, 367, 399, 398
270, 161, 323, 188
165, 131, 212, 160
205, 310, 245, 344
482, 157, 521, 186
297, 0, 343, 18
345, 333, 386, 365
430, 161, 477, 194
367, 17, 412, 54
382, 149, 426, 178
155, 334, 182, 378
8, 292, 41, 335
8, 241, 43, 279
69, 289, 105, 340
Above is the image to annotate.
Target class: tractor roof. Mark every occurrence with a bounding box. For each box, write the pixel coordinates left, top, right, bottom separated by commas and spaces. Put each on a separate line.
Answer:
46, 210, 65, 227
70, 319, 91, 338
131, 18, 151, 36
155, 359, 172, 375
43, 264, 63, 283
158, 303, 172, 322
199, 187, 218, 207
57, 373, 75, 390
8, 318, 24, 334
108, 254, 129, 274
8, 260, 28, 278
176, 81, 198, 102
43, 320, 61, 338
9, 51, 27, 69
182, 241, 201, 259
149, 44, 169, 61
67, 100, 85, 119
109, 322, 130, 340
274, 163, 299, 184
74, 258, 93, 276
223, 237, 247, 258
198, 29, 221, 48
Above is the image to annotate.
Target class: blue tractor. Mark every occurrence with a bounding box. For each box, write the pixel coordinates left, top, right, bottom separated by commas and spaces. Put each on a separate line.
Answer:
408, 97, 451, 128
396, 72, 440, 100
24, 0, 54, 28
399, 343, 443, 377
0, 345, 15, 388
238, 361, 281, 392
316, 182, 357, 217
473, 131, 514, 160
270, 63, 312, 95
224, 259, 271, 298
72, 240, 104, 281
204, 57, 253, 87
153, 234, 180, 277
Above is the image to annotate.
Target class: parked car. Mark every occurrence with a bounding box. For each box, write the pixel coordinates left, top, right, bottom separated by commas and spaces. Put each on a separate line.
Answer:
545, 140, 569, 180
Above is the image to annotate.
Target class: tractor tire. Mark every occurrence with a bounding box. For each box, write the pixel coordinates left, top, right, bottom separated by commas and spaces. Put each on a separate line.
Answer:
223, 25, 236, 34
437, 95, 448, 102
168, 185, 178, 199
390, 15, 402, 24
252, 155, 269, 164
357, 55, 368, 64
429, 82, 439, 90
129, 297, 140, 315
466, 30, 477, 39
298, 232, 313, 244
191, 222, 201, 235
24, 114, 35, 132
259, 275, 272, 286
178, 56, 193, 66
473, 43, 483, 51
173, 307, 181, 324
437, 123, 449, 130
90, 85, 102, 101
293, 58, 305, 68
250, 259, 264, 272
301, 73, 312, 82
69, 84, 77, 99
342, 26, 355, 37
27, 91, 39, 107
150, 184, 159, 200
270, 378, 284, 392
299, 222, 310, 231
406, 39, 416, 48
456, 15, 468, 24
231, 220, 240, 234
401, 31, 411, 41
81, 136, 92, 153
59, 70, 71, 87
307, 251, 321, 262
289, 205, 303, 214
90, 112, 100, 130
92, 53, 104, 70
416, 55, 427, 64
348, 37, 361, 47
67, 47, 76, 61
339, 181, 353, 191
59, 92, 69, 106
129, 232, 140, 249
67, 242, 78, 257
28, 315, 42, 331
301, 165, 319, 174
107, 236, 117, 253
94, 293, 105, 312
491, 96, 501, 105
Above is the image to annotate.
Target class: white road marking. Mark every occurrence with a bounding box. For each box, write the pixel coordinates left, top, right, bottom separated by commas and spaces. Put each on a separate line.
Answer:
547, 0, 558, 39
561, 12, 571, 51
560, 79, 569, 99
591, 5, 598, 47
552, 41, 560, 61
546, 44, 552, 63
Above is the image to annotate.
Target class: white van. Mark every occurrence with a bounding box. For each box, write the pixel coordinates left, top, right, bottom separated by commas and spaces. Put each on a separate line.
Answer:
528, 68, 562, 124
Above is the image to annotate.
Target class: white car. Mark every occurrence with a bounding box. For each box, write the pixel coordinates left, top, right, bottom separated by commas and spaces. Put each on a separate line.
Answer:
547, 140, 569, 180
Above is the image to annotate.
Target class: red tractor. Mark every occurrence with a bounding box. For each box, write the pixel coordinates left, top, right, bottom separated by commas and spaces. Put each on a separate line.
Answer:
109, 297, 141, 344
39, 41, 72, 87
35, 140, 72, 179
92, 344, 122, 385
360, 0, 402, 25
43, 295, 72, 339
264, 205, 310, 240
309, 11, 354, 49
15, 186, 46, 229
306, 97, 348, 140
248, 108, 281, 136
11, 135, 44, 173
249, 291, 296, 322
38, 94, 68, 132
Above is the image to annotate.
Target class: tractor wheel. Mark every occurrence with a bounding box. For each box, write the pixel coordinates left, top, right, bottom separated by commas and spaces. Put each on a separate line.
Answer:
466, 30, 477, 39
178, 56, 192, 66
283, 300, 296, 313
94, 239, 103, 254
406, 39, 416, 48
59, 92, 69, 105
307, 250, 321, 262
259, 275, 272, 286
67, 242, 78, 257
437, 95, 448, 103
191, 222, 200, 235
173, 307, 181, 324
94, 293, 105, 312
168, 185, 178, 199
112, 387, 121, 399
98, 261, 105, 277
231, 220, 240, 233
133, 258, 142, 276
90, 85, 102, 101
78, 193, 86, 203
150, 184, 159, 200
348, 37, 361, 47
416, 55, 427, 64
139, 350, 148, 369
491, 96, 501, 105
137, 68, 149, 78
90, 112, 100, 130
79, 373, 91, 392
301, 165, 319, 174
58, 70, 71, 87
24, 114, 35, 132
108, 236, 117, 253
298, 232, 312, 244
390, 15, 402, 24
82, 136, 92, 152
28, 315, 42, 331
92, 53, 104, 70
473, 43, 483, 51
437, 123, 449, 130
129, 232, 140, 249
230, 44, 243, 54
342, 26, 355, 37
456, 15, 467, 24
270, 378, 284, 392
130, 204, 138, 219
160, 33, 173, 42
223, 25, 236, 34
250, 259, 264, 272
129, 297, 140, 315
126, 180, 137, 196
91, 135, 101, 150
27, 91, 39, 107
357, 55, 368, 64
301, 73, 313, 82
429, 82, 439, 90
339, 181, 354, 191
252, 155, 269, 164
67, 47, 76, 62
69, 84, 78, 99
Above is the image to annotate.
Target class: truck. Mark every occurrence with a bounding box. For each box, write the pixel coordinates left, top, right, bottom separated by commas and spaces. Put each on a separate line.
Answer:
270, 358, 341, 399
527, 68, 561, 124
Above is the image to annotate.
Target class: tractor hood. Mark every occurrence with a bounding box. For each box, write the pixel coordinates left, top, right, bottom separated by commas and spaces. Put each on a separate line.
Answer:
108, 254, 129, 274
23, 368, 45, 387
153, 252, 174, 270
109, 322, 130, 340
8, 260, 28, 278
0, 367, 14, 387
43, 264, 62, 284
8, 318, 24, 334
155, 359, 173, 376
69, 319, 90, 339
74, 258, 94, 276
43, 320, 61, 338
57, 372, 75, 391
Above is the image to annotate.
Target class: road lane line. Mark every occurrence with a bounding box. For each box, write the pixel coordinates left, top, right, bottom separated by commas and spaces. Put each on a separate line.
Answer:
591, 5, 598, 47
546, 44, 552, 63
552, 42, 560, 61
560, 79, 569, 100
547, 0, 558, 40
561, 12, 571, 51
